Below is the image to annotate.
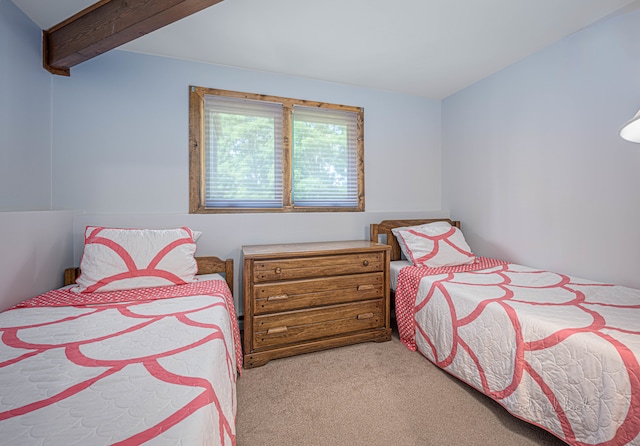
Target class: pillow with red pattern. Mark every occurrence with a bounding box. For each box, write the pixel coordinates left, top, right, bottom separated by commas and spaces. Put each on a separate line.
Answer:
391, 221, 475, 268
74, 226, 198, 293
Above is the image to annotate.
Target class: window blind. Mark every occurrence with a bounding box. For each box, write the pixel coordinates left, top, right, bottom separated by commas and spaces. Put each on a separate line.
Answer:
292, 106, 359, 207
204, 94, 283, 208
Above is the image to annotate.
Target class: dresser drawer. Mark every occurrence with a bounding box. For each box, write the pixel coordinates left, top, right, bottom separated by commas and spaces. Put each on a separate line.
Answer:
253, 272, 384, 315
252, 300, 384, 350
253, 252, 383, 283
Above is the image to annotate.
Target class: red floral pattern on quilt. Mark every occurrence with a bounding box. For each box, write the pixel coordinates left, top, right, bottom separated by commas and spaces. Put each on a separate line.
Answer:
395, 256, 509, 350
14, 279, 242, 372
398, 260, 640, 445
1, 280, 242, 445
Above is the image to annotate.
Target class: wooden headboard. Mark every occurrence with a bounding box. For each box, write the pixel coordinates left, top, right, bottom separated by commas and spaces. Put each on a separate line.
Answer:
370, 219, 461, 261
64, 256, 234, 293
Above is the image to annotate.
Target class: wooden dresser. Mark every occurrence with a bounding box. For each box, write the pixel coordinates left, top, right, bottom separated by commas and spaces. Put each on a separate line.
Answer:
242, 240, 392, 368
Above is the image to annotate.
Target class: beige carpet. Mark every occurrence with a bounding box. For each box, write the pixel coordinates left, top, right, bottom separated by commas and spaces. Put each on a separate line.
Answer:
236, 335, 567, 446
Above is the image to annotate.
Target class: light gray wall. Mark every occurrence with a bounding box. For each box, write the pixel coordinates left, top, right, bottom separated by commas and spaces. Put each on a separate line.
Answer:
0, 0, 52, 211
51, 50, 442, 214
0, 211, 75, 310
442, 9, 640, 288
0, 1, 74, 310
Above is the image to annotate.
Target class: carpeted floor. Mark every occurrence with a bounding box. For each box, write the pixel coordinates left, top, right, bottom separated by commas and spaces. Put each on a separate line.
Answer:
236, 334, 567, 446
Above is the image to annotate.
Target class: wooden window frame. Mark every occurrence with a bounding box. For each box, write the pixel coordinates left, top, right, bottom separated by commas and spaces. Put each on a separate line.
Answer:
189, 86, 365, 213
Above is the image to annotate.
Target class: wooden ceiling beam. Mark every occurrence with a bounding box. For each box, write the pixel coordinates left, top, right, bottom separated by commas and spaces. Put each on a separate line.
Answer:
43, 0, 224, 76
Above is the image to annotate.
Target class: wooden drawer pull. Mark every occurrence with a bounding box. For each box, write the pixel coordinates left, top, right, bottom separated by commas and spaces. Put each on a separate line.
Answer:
267, 326, 288, 335
357, 284, 375, 291
275, 267, 282, 274
267, 294, 289, 301
357, 313, 374, 320
362, 260, 369, 266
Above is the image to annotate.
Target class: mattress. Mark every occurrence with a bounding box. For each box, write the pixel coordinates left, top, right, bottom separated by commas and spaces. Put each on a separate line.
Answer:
390, 260, 412, 291
0, 276, 241, 445
396, 262, 640, 446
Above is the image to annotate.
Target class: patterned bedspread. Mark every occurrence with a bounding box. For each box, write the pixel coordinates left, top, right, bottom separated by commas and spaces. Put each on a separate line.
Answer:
0, 279, 241, 445
396, 262, 640, 445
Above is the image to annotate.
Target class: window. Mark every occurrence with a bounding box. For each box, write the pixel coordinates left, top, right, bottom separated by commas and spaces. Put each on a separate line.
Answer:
189, 86, 364, 213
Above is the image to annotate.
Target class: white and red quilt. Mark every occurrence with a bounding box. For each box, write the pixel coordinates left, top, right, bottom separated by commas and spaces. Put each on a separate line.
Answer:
0, 278, 241, 445
396, 262, 640, 446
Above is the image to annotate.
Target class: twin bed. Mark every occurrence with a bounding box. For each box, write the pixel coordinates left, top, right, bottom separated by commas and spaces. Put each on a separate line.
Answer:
372, 219, 640, 446
0, 227, 241, 445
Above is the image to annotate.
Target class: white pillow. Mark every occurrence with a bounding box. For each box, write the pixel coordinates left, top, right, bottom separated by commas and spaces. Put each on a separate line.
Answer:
392, 221, 475, 268
393, 221, 450, 260
75, 226, 198, 293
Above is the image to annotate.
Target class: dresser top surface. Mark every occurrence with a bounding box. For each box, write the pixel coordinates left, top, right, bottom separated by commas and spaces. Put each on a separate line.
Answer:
242, 240, 389, 258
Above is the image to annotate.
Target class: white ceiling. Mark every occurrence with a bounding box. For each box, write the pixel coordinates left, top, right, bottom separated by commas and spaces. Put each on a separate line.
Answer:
13, 0, 640, 99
